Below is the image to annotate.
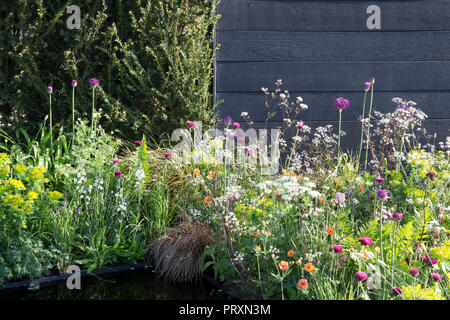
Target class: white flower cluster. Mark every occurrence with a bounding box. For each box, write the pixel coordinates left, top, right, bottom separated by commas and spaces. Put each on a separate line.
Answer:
134, 165, 145, 188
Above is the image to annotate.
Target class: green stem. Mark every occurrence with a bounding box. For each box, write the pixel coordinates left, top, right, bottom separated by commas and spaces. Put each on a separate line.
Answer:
72, 86, 75, 142
358, 91, 368, 163
338, 110, 342, 159
91, 87, 95, 133
364, 85, 375, 172
49, 93, 53, 163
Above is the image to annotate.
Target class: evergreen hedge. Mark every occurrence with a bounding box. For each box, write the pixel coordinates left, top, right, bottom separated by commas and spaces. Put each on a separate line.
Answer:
0, 0, 219, 141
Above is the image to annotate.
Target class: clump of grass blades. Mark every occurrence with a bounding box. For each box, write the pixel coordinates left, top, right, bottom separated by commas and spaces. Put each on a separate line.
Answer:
146, 223, 216, 283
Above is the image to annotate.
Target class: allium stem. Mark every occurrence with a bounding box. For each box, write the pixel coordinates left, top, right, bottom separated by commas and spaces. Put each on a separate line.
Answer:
338, 110, 342, 157
72, 86, 75, 141
91, 87, 95, 133
364, 84, 375, 172
49, 93, 53, 162
358, 91, 368, 163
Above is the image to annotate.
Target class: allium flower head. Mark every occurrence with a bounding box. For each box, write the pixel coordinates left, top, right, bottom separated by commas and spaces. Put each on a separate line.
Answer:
47, 86, 53, 93
397, 104, 407, 110
377, 189, 389, 201
370, 77, 375, 84
358, 237, 373, 246
409, 268, 419, 277
426, 171, 436, 181
356, 271, 367, 281
432, 273, 443, 281
334, 97, 350, 111
89, 78, 99, 87
71, 80, 78, 87
364, 82, 371, 91
392, 213, 403, 221
391, 287, 402, 296
224, 116, 232, 123
333, 245, 343, 253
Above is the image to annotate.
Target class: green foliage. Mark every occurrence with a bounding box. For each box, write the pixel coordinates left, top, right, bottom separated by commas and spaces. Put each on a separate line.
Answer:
0, 0, 219, 141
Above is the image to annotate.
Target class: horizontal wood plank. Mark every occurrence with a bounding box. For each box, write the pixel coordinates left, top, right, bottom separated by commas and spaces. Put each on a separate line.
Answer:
216, 31, 450, 62
216, 91, 450, 121
217, 0, 450, 31
216, 62, 450, 92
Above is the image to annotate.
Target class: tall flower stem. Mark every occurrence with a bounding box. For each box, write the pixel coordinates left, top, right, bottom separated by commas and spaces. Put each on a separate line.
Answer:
91, 87, 95, 133
358, 91, 368, 163
364, 84, 375, 171
338, 110, 342, 155
49, 92, 53, 163
72, 86, 75, 139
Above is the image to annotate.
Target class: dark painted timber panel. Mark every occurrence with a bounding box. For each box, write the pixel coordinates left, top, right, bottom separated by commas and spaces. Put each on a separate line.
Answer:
214, 0, 450, 148
217, 31, 450, 62
217, 62, 450, 92
217, 0, 450, 31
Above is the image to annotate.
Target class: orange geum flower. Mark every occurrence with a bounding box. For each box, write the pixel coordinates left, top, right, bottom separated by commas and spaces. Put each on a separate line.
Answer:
287, 250, 295, 257
304, 262, 314, 272
282, 169, 287, 174
193, 168, 200, 175
319, 198, 325, 204
253, 230, 261, 237
203, 196, 212, 205
334, 179, 340, 184
274, 189, 281, 196
297, 279, 309, 290
327, 227, 335, 236
295, 259, 302, 265
359, 186, 364, 192
207, 171, 215, 180
288, 171, 295, 176
278, 261, 289, 271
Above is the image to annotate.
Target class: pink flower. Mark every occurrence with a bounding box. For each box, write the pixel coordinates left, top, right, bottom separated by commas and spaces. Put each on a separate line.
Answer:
164, 152, 171, 158
356, 271, 367, 281
186, 121, 194, 127
334, 97, 350, 111
47, 86, 53, 94
134, 141, 142, 146
112, 159, 119, 164
71, 80, 78, 87
333, 245, 343, 254
432, 273, 443, 281
233, 122, 240, 129
89, 78, 99, 87
114, 170, 123, 177
297, 120, 304, 128
364, 82, 372, 91
391, 287, 402, 296
376, 177, 385, 183
409, 268, 419, 277
358, 237, 373, 246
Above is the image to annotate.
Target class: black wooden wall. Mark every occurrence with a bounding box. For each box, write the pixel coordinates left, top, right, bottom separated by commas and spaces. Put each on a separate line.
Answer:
214, 0, 450, 149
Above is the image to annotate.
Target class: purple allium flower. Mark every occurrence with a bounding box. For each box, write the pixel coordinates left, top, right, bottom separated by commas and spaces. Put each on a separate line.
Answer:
71, 80, 78, 87
134, 141, 142, 146
89, 78, 99, 87
186, 121, 194, 127
164, 152, 171, 158
377, 189, 389, 201
114, 170, 123, 177
426, 171, 436, 181
432, 273, 443, 281
391, 287, 402, 296
333, 245, 343, 254
392, 213, 403, 221
112, 158, 119, 164
334, 97, 350, 111
224, 116, 232, 123
356, 271, 367, 281
370, 77, 375, 84
376, 177, 385, 183
364, 82, 372, 91
409, 267, 419, 277
47, 86, 53, 94
397, 104, 407, 110
233, 122, 240, 129
334, 192, 346, 206
358, 237, 373, 246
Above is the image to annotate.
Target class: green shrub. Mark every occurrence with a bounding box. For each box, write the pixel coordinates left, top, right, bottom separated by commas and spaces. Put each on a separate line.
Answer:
0, 0, 219, 141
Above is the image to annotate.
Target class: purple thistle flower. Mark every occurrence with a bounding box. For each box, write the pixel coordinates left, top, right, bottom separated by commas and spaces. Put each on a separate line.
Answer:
89, 78, 99, 87
392, 213, 403, 221
432, 273, 443, 281
377, 189, 389, 201
333, 245, 343, 254
71, 80, 78, 87
358, 237, 373, 246
376, 177, 385, 183
134, 141, 142, 146
391, 287, 402, 296
334, 97, 350, 111
426, 172, 436, 181
409, 267, 419, 277
356, 271, 367, 281
47, 86, 53, 94
114, 170, 123, 177
112, 158, 119, 164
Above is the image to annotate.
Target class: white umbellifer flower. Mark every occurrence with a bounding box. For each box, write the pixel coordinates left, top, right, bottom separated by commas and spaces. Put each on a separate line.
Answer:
308, 190, 322, 198
241, 112, 248, 117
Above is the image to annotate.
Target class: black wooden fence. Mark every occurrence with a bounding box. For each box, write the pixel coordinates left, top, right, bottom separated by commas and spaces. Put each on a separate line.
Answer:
214, 0, 450, 149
